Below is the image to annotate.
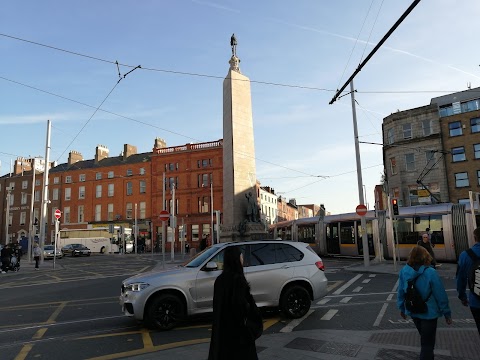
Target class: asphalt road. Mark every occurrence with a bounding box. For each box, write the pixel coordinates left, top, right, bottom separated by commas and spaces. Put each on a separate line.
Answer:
0, 256, 472, 360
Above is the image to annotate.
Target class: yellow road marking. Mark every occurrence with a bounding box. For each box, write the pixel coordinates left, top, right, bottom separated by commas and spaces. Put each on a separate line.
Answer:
327, 280, 343, 292
32, 328, 48, 340
14, 344, 33, 360
141, 330, 154, 349
47, 301, 67, 324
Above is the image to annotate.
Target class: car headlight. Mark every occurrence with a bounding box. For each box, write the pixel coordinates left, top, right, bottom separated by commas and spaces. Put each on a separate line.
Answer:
124, 282, 150, 292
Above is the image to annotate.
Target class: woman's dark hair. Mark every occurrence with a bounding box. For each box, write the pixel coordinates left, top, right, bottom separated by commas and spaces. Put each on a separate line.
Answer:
407, 246, 432, 267
223, 246, 244, 275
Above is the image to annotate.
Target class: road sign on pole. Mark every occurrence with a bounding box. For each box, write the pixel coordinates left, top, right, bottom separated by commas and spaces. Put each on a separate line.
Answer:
54, 209, 62, 219
159, 210, 170, 221
356, 204, 367, 216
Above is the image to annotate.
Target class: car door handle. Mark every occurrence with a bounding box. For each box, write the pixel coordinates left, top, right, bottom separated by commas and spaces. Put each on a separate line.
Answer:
281, 264, 290, 269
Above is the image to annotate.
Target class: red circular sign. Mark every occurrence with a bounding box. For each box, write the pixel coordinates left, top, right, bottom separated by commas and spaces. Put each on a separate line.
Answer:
159, 210, 170, 221
54, 209, 62, 219
356, 204, 368, 216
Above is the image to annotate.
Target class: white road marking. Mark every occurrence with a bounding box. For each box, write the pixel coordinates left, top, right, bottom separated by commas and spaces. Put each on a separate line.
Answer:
332, 274, 363, 295
362, 279, 371, 284
320, 309, 338, 320
369, 274, 376, 278
352, 286, 363, 293
279, 310, 314, 333
340, 297, 352, 303
373, 278, 399, 327
317, 298, 331, 305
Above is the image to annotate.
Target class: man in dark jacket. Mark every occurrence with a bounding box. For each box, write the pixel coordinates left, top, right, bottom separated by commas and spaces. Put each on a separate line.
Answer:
457, 227, 480, 335
1, 244, 12, 273
418, 233, 437, 267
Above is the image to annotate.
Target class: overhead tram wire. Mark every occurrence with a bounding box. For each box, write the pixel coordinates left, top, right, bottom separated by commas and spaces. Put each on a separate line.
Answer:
329, 0, 422, 105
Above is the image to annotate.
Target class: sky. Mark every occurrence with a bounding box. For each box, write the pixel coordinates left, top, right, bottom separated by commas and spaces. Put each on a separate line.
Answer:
1, 0, 480, 214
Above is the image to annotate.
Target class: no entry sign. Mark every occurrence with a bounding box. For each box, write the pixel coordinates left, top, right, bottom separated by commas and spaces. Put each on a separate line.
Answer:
356, 204, 367, 216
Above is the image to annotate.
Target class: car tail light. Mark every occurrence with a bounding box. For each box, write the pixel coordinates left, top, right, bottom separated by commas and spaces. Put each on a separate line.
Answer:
315, 261, 325, 271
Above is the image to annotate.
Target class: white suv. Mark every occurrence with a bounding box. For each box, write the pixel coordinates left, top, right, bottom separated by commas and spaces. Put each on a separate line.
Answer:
120, 240, 328, 330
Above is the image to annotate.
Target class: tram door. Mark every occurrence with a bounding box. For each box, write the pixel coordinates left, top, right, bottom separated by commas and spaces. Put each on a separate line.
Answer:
357, 220, 375, 256
326, 223, 340, 254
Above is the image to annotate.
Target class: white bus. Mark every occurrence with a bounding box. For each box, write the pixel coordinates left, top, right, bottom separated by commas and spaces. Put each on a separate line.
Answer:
58, 228, 121, 254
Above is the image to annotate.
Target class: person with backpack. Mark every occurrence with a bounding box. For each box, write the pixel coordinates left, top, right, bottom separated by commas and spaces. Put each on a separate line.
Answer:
397, 246, 452, 360
456, 227, 480, 335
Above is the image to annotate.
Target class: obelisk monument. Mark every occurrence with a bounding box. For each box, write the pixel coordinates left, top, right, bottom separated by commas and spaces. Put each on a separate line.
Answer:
221, 34, 262, 241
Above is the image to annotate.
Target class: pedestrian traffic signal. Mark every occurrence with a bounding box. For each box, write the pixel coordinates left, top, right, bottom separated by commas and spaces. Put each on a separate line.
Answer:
392, 198, 399, 216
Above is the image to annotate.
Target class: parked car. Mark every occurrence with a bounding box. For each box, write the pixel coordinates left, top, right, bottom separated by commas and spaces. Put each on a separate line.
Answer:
61, 244, 91, 257
120, 240, 328, 330
43, 245, 63, 260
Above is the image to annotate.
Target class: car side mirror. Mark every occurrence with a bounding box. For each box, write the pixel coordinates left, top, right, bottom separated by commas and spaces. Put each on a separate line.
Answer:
205, 262, 218, 271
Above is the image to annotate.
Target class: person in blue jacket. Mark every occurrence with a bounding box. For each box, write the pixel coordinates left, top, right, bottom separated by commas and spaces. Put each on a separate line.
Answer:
456, 227, 480, 335
397, 246, 452, 360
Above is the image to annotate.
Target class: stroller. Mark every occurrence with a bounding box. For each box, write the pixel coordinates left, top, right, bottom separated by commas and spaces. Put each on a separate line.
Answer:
7, 255, 20, 272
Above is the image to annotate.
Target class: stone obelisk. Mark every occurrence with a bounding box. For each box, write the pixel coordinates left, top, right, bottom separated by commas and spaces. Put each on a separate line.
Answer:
221, 34, 261, 241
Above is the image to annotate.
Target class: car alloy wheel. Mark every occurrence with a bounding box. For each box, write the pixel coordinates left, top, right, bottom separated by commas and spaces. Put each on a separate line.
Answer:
145, 293, 184, 331
280, 285, 311, 319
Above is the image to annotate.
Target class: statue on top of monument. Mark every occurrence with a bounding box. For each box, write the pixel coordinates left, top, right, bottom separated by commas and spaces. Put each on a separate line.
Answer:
245, 191, 258, 222
230, 33, 237, 57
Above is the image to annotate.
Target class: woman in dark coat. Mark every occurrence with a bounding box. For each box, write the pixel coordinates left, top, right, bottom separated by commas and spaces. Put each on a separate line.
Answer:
208, 246, 258, 360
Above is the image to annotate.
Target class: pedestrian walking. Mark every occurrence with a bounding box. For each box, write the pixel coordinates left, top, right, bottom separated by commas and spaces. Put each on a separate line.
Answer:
208, 246, 262, 360
33, 243, 42, 270
200, 234, 207, 251
418, 233, 437, 267
456, 227, 480, 335
1, 244, 11, 273
397, 246, 452, 360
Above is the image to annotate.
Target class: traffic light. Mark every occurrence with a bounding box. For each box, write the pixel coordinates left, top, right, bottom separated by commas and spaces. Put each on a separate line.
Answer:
392, 198, 399, 216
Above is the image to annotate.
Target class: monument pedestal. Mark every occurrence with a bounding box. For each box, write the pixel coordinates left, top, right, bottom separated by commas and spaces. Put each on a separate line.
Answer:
220, 221, 267, 242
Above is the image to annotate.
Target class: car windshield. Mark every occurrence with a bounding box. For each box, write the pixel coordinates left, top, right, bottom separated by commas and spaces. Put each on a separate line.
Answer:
44, 245, 54, 250
183, 246, 221, 268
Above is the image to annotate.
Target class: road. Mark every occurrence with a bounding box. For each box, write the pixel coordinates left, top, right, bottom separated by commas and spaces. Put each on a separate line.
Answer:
0, 255, 473, 360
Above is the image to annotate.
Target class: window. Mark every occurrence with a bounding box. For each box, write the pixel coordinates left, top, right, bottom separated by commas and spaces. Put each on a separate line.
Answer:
455, 172, 469, 187
126, 182, 133, 195
108, 204, 114, 221
198, 173, 212, 187
471, 117, 480, 133
198, 159, 212, 168
35, 190, 41, 202
79, 174, 86, 182
65, 176, 72, 184
477, 170, 480, 185
387, 128, 394, 144
403, 124, 412, 139
390, 157, 397, 175
198, 196, 210, 213
166, 163, 177, 171
275, 243, 304, 263
126, 169, 133, 176
425, 151, 435, 165
21, 193, 28, 205
203, 224, 211, 238
54, 177, 60, 184
95, 205, 101, 222
474, 144, 480, 159
449, 121, 462, 136
452, 147, 466, 162
96, 172, 102, 180
65, 188, 71, 201
35, 179, 41, 186
79, 186, 85, 199
140, 168, 145, 175
249, 243, 276, 266
64, 207, 70, 224
139, 202, 146, 219
126, 203, 133, 219
22, 180, 28, 189
96, 185, 102, 198
108, 171, 114, 179
78, 205, 84, 223
108, 183, 114, 197
405, 153, 415, 171
20, 212, 26, 225
192, 225, 199, 241
9, 182, 15, 190
168, 177, 177, 190
422, 120, 432, 136
140, 180, 146, 193
53, 188, 59, 201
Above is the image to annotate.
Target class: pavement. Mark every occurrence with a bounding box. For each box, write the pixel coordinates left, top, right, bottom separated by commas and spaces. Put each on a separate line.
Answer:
4, 255, 479, 359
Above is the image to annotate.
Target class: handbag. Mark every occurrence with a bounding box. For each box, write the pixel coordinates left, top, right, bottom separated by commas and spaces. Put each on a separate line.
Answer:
245, 295, 263, 340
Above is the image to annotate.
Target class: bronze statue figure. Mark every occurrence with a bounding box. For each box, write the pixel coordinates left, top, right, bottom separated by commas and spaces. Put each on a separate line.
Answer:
245, 191, 258, 222
230, 33, 237, 57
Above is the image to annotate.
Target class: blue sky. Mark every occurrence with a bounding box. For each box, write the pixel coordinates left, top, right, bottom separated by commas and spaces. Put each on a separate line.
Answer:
1, 0, 479, 214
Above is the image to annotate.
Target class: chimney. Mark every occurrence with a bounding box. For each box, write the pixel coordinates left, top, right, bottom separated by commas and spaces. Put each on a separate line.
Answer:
68, 151, 83, 165
14, 157, 32, 175
95, 145, 109, 163
154, 137, 167, 150
123, 144, 137, 161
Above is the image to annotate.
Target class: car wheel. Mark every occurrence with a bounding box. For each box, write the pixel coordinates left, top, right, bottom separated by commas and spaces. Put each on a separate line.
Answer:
280, 285, 311, 319
100, 246, 106, 254
145, 293, 184, 331
87, 253, 91, 257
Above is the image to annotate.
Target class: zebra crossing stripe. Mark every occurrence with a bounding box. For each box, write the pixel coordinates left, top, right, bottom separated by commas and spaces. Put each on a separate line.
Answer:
320, 309, 338, 320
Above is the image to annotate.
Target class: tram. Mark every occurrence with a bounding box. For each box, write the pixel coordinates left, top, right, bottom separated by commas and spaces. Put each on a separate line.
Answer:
269, 203, 479, 262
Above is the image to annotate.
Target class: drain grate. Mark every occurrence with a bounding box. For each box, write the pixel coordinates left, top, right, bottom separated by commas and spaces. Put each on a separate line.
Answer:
285, 337, 326, 352
285, 337, 361, 357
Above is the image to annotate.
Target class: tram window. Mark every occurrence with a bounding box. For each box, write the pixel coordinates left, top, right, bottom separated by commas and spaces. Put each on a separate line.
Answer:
414, 215, 444, 244
275, 244, 304, 263
249, 244, 276, 266
395, 218, 415, 244
340, 223, 355, 244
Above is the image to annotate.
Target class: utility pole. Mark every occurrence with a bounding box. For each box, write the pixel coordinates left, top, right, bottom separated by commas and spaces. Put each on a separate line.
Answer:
39, 120, 51, 261
350, 81, 370, 267
210, 180, 214, 245
171, 182, 176, 262
134, 203, 138, 255
162, 172, 166, 268
5, 187, 12, 245
28, 158, 36, 263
